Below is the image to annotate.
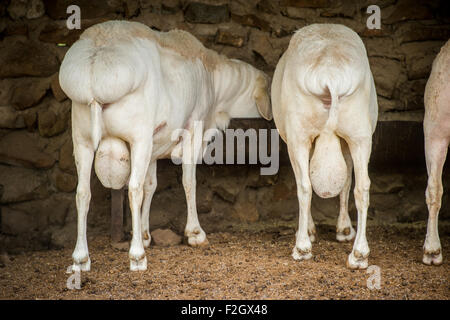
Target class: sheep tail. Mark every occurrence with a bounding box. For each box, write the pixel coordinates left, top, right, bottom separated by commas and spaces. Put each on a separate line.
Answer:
309, 85, 347, 199
89, 99, 103, 151
324, 85, 339, 133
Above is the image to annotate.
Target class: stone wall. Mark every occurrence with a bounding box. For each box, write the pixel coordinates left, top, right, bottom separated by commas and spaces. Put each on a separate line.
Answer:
0, 0, 449, 252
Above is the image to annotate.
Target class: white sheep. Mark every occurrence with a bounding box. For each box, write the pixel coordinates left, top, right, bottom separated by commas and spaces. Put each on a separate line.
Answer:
423, 39, 450, 266
59, 20, 272, 271
271, 24, 378, 269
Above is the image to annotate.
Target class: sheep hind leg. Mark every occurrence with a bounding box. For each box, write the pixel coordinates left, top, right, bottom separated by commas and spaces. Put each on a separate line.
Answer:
141, 161, 157, 248
346, 138, 371, 270
337, 141, 356, 242
423, 137, 447, 266
288, 141, 313, 261
128, 140, 152, 271
71, 142, 94, 272
182, 161, 208, 247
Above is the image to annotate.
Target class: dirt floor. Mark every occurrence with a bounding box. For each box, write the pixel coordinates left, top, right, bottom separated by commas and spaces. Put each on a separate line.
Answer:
0, 223, 449, 300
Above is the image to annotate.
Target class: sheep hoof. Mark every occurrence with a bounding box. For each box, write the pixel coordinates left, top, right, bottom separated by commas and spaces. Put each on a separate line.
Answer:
292, 246, 312, 261
188, 235, 209, 247
346, 251, 368, 269
130, 256, 147, 271
423, 250, 442, 266
71, 258, 91, 272
308, 229, 317, 243
142, 231, 151, 248
336, 227, 356, 242
186, 228, 209, 247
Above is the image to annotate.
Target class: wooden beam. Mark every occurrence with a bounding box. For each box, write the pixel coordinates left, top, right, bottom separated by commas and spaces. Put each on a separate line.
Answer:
110, 188, 124, 243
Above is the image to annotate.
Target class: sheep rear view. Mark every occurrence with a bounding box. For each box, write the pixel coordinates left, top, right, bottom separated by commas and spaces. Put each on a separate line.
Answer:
59, 20, 271, 272
271, 24, 378, 269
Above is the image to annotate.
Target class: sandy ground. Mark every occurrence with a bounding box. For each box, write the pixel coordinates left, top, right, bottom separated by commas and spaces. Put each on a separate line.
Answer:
0, 223, 448, 300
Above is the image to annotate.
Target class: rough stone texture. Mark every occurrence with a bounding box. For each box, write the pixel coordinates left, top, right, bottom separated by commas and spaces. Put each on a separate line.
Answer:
249, 29, 286, 67
37, 99, 70, 137
215, 28, 246, 47
369, 57, 402, 99
7, 193, 73, 235
0, 130, 55, 169
184, 2, 230, 24
7, 0, 45, 20
364, 37, 401, 60
58, 139, 76, 174
162, 0, 181, 15
257, 0, 278, 15
1, 207, 37, 235
212, 179, 243, 203
232, 14, 271, 32
11, 78, 51, 111
280, 0, 333, 8
49, 223, 75, 249
377, 96, 397, 113
53, 169, 77, 193
320, 1, 356, 18
401, 41, 443, 80
0, 0, 448, 252
396, 23, 450, 43
42, 0, 122, 20
7, 0, 29, 20
0, 41, 59, 78
383, 0, 433, 24
0, 106, 25, 129
39, 21, 84, 46
282, 6, 317, 19
150, 228, 182, 246
0, 165, 48, 204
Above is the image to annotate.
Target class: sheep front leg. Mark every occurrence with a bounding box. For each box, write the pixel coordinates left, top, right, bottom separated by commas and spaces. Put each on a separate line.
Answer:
423, 137, 447, 265
346, 138, 372, 269
182, 161, 208, 246
336, 142, 356, 242
141, 161, 157, 248
128, 141, 152, 271
288, 141, 313, 261
72, 142, 94, 272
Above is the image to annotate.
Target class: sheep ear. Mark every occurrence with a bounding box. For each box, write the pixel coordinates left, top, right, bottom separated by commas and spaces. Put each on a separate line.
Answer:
254, 75, 272, 121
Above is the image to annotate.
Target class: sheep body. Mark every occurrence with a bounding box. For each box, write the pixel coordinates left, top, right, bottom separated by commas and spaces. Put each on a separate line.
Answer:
423, 40, 450, 266
60, 20, 271, 271
272, 24, 378, 269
